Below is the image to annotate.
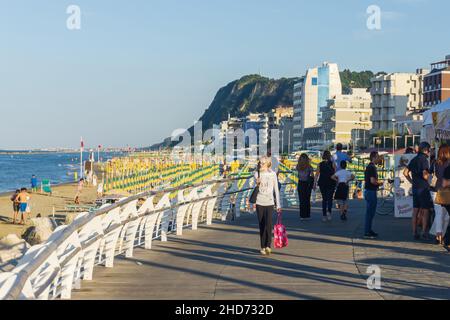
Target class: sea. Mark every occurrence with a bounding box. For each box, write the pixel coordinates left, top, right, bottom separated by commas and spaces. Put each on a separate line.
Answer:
0, 151, 121, 194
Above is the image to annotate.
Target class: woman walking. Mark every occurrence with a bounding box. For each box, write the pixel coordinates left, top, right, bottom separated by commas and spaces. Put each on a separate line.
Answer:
432, 144, 450, 245
254, 156, 281, 256
297, 154, 314, 220
314, 151, 336, 222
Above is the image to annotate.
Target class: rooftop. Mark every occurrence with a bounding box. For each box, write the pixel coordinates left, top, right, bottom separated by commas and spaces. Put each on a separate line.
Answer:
430, 55, 450, 72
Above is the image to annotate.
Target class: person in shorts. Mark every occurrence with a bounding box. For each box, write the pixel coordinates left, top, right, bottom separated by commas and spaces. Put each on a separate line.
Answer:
404, 142, 433, 240
16, 188, 31, 225
332, 161, 355, 221
30, 175, 38, 193
10, 189, 20, 224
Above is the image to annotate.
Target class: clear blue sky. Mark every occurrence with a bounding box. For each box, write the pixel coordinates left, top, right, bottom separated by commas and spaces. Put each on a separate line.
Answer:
0, 0, 448, 149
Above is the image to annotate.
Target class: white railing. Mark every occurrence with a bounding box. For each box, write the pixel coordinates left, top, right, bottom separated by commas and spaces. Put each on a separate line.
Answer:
0, 175, 256, 300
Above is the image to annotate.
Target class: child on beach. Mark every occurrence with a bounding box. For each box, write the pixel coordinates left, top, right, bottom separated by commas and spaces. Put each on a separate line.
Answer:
332, 161, 355, 221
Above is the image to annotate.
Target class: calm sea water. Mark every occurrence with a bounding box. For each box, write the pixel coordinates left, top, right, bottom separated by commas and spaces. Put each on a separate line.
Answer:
0, 152, 120, 193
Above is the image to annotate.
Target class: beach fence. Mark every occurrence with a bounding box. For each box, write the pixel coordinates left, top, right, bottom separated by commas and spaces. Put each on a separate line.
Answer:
0, 167, 296, 300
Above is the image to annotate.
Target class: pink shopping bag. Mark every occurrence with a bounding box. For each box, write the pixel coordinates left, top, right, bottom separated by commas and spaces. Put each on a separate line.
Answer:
273, 212, 288, 249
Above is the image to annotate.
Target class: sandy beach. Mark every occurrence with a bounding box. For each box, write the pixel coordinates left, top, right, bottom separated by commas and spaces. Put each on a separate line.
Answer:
0, 183, 98, 239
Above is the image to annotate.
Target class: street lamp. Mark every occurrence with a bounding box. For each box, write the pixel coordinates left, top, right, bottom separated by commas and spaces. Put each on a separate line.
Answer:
392, 118, 396, 155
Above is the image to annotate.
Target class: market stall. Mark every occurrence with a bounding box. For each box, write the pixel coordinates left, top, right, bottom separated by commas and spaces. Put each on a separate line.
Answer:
421, 99, 450, 144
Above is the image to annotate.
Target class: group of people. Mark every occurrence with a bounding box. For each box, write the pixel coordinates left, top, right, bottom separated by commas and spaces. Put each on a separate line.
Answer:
9, 174, 39, 224
296, 144, 356, 223
10, 188, 31, 225
403, 142, 450, 245
252, 146, 359, 255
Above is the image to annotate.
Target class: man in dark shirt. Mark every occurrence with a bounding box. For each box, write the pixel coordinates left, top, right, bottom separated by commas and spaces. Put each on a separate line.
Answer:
403, 142, 432, 240
364, 151, 383, 239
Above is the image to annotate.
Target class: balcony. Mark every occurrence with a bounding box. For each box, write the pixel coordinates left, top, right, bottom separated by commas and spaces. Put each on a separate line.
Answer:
371, 115, 382, 122
370, 88, 382, 95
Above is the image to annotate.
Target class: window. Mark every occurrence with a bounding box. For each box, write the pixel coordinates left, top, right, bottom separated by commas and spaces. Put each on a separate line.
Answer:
312, 77, 318, 86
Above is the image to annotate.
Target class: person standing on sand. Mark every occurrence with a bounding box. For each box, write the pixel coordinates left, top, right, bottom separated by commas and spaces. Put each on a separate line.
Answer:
75, 178, 84, 204
97, 179, 104, 198
10, 189, 20, 224
31, 175, 38, 193
16, 188, 31, 225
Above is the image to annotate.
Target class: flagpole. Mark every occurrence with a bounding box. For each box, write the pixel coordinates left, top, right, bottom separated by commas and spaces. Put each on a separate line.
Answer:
80, 137, 83, 179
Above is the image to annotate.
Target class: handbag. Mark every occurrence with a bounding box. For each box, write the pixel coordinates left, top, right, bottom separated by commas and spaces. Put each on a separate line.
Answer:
249, 170, 260, 204
430, 163, 438, 190
273, 212, 288, 249
436, 187, 450, 205
430, 205, 450, 236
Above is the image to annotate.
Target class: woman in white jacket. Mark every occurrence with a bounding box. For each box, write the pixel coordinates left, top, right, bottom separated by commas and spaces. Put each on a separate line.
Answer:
255, 156, 282, 255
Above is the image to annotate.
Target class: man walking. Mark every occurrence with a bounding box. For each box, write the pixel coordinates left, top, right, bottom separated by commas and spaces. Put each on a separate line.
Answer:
403, 142, 433, 240
333, 143, 352, 172
364, 151, 383, 239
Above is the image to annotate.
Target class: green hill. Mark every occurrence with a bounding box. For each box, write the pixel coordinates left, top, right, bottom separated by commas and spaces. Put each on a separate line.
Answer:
198, 74, 299, 130
340, 69, 375, 94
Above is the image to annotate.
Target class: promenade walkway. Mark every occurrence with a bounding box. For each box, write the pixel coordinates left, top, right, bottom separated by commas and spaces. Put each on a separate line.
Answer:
72, 201, 450, 300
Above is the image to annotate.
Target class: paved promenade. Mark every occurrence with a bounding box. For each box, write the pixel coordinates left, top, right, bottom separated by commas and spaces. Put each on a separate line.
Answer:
72, 201, 450, 300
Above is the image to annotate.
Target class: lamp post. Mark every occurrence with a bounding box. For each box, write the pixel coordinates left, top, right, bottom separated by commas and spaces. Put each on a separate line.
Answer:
392, 118, 396, 156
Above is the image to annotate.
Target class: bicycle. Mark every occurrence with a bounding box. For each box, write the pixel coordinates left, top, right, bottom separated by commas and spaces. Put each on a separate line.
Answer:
376, 179, 395, 216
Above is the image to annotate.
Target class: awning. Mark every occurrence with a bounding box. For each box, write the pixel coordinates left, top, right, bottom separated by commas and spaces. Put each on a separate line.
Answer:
423, 99, 450, 127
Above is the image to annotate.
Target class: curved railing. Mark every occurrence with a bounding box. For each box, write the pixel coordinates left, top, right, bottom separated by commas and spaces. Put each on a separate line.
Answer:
0, 173, 258, 300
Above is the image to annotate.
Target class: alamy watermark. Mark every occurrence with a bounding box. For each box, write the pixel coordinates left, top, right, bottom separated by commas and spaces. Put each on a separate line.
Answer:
170, 121, 280, 162
367, 5, 381, 30
66, 5, 81, 30
366, 265, 382, 290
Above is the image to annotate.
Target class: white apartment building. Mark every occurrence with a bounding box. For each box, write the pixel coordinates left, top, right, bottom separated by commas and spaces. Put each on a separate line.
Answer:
321, 89, 372, 147
293, 62, 342, 150
292, 79, 305, 151
370, 70, 427, 134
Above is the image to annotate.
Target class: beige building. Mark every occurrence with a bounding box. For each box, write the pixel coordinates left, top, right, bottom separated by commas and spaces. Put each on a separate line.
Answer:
269, 106, 294, 126
370, 70, 427, 134
321, 88, 372, 147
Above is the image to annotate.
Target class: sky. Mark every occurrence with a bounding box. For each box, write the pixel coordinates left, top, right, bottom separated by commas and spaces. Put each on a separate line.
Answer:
0, 0, 448, 149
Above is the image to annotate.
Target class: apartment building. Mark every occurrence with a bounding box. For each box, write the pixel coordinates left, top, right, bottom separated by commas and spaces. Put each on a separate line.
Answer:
321, 88, 372, 147
423, 55, 450, 108
292, 62, 342, 150
370, 71, 426, 134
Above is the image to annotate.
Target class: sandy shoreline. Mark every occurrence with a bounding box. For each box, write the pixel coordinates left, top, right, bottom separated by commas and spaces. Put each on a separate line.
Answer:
0, 183, 98, 239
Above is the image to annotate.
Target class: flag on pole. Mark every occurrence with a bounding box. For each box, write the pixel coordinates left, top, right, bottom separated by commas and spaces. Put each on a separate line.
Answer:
404, 123, 413, 135
80, 137, 84, 178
